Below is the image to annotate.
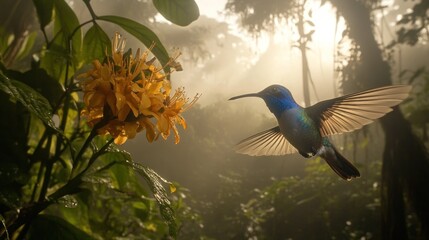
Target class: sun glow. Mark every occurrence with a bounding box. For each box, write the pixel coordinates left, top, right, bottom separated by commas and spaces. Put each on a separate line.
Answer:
173, 1, 351, 108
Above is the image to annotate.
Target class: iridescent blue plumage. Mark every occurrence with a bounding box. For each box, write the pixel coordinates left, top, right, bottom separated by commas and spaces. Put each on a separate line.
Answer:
229, 84, 411, 180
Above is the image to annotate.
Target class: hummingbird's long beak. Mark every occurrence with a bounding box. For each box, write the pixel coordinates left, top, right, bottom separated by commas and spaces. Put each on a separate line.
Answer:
229, 93, 260, 100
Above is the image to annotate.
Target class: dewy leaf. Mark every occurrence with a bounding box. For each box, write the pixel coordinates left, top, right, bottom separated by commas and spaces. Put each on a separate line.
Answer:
27, 214, 94, 240
83, 24, 111, 63
101, 144, 176, 235
0, 72, 58, 131
124, 161, 177, 237
97, 15, 171, 75
33, 0, 54, 29
152, 0, 200, 26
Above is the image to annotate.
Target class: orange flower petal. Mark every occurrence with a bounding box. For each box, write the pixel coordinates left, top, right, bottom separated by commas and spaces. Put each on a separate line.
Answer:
117, 104, 131, 121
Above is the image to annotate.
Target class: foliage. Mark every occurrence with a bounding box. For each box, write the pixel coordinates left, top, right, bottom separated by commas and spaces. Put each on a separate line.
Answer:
401, 67, 429, 141
392, 1, 429, 46
0, 0, 200, 239
238, 158, 420, 240
225, 0, 298, 34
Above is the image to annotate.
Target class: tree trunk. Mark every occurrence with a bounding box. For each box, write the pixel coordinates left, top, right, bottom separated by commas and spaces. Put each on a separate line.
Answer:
297, 3, 311, 107
328, 0, 429, 239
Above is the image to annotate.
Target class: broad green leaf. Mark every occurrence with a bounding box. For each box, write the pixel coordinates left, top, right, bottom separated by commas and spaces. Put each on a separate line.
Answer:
33, 0, 54, 29
15, 31, 38, 62
39, 48, 69, 82
105, 144, 132, 160
57, 194, 91, 234
0, 72, 58, 131
53, 0, 82, 67
27, 214, 94, 240
94, 144, 175, 236
97, 15, 171, 76
53, 0, 81, 42
95, 145, 144, 192
109, 164, 134, 190
152, 0, 199, 26
0, 27, 12, 54
123, 161, 177, 237
6, 66, 65, 108
82, 24, 111, 64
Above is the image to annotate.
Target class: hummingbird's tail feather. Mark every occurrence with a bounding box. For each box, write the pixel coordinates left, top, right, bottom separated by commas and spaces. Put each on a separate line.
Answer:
319, 146, 360, 180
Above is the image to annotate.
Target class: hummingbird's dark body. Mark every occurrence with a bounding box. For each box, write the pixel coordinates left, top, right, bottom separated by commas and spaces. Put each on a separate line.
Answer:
279, 108, 321, 157
230, 84, 411, 180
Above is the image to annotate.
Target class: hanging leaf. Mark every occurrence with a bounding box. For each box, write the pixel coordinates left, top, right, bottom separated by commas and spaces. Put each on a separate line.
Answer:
122, 160, 177, 237
82, 23, 111, 63
53, 0, 82, 65
15, 31, 38, 62
53, 0, 81, 44
98, 145, 177, 236
0, 71, 58, 131
97, 15, 171, 75
33, 0, 54, 29
152, 0, 199, 26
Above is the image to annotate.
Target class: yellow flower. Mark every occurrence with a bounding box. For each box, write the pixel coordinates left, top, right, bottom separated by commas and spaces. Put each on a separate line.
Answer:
158, 87, 199, 144
80, 32, 199, 145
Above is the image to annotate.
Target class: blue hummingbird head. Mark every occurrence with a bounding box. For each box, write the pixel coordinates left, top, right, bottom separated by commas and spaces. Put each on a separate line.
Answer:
229, 84, 299, 117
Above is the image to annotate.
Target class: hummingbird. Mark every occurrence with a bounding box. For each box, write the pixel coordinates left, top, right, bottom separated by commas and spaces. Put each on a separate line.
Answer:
229, 84, 411, 180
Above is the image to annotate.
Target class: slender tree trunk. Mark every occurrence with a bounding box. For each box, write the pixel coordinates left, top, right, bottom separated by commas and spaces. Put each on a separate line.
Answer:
297, 2, 311, 107
328, 0, 429, 239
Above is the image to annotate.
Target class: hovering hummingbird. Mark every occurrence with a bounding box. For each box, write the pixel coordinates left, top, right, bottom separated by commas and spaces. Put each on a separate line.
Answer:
229, 84, 411, 180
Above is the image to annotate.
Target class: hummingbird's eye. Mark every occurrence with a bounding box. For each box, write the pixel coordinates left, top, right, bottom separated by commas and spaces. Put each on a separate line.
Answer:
271, 87, 282, 97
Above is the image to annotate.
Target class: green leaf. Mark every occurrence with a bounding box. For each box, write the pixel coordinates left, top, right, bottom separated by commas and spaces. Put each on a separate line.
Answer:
53, 0, 81, 41
110, 164, 132, 189
5, 66, 65, 108
123, 161, 177, 237
132, 201, 149, 219
0, 71, 58, 131
82, 24, 111, 63
33, 0, 54, 29
27, 214, 94, 240
15, 31, 38, 62
39, 48, 69, 81
53, 0, 82, 66
97, 15, 171, 75
95, 146, 144, 192
152, 0, 199, 26
96, 145, 176, 236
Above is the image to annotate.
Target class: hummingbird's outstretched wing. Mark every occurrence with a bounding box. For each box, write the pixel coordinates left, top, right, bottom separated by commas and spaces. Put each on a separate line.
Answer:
305, 85, 411, 136
234, 126, 298, 156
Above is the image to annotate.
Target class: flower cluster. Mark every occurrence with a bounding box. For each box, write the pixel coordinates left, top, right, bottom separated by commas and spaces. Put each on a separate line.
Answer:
80, 32, 199, 145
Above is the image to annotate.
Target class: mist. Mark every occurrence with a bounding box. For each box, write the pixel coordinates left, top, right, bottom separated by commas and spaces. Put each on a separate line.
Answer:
1, 0, 428, 239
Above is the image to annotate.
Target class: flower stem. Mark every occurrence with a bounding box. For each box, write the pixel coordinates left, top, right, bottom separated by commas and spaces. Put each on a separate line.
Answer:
71, 128, 97, 177
83, 0, 98, 21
